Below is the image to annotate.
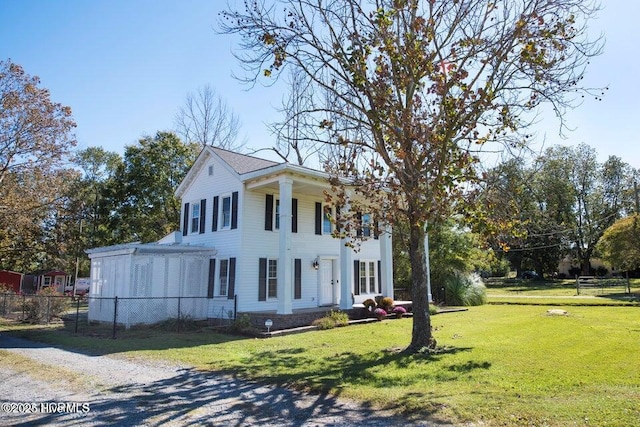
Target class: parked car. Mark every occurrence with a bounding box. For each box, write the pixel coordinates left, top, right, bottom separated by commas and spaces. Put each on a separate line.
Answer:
521, 270, 539, 279
64, 278, 90, 296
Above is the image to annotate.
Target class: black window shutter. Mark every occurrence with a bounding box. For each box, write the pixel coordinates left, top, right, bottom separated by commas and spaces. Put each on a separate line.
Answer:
378, 260, 382, 294
374, 220, 380, 239
231, 191, 239, 229
294, 258, 302, 299
182, 203, 189, 236
212, 196, 219, 232
335, 205, 341, 232
228, 257, 236, 299
292, 198, 298, 233
199, 199, 206, 234
353, 259, 360, 295
356, 212, 363, 237
315, 202, 322, 235
265, 195, 274, 231
207, 259, 216, 298
258, 258, 267, 301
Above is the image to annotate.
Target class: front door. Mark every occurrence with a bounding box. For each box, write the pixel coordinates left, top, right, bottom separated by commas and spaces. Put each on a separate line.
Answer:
319, 259, 334, 306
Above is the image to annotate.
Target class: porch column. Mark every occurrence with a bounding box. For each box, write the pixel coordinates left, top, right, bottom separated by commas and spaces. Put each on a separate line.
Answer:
277, 176, 293, 314
339, 197, 352, 310
379, 223, 394, 297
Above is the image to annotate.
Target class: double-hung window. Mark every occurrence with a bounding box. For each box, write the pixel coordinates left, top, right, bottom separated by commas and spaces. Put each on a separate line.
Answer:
362, 213, 372, 237
323, 206, 333, 234
218, 259, 229, 297
359, 261, 377, 294
221, 196, 231, 229
268, 259, 277, 298
191, 202, 201, 233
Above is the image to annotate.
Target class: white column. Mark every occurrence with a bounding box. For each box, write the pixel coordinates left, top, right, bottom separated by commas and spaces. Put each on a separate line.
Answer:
379, 223, 394, 298
339, 197, 353, 310
277, 177, 293, 314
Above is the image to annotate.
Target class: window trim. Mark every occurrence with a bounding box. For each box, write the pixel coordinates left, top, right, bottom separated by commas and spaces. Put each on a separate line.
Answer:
267, 258, 278, 299
358, 260, 378, 295
190, 201, 201, 234
323, 205, 333, 235
220, 194, 232, 230
362, 213, 372, 237
218, 259, 230, 297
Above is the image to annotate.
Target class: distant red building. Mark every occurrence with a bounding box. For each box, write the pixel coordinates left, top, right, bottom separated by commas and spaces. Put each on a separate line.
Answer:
22, 270, 70, 294
0, 270, 24, 293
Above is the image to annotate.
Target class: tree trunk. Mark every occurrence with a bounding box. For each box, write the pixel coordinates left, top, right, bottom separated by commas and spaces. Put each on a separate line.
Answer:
406, 220, 436, 353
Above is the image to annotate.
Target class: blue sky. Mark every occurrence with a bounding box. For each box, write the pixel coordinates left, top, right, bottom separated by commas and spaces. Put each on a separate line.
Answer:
1, 0, 638, 169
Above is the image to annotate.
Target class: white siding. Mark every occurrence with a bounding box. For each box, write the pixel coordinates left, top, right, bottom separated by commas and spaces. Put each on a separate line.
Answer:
180, 154, 242, 253
233, 188, 384, 313
177, 154, 387, 318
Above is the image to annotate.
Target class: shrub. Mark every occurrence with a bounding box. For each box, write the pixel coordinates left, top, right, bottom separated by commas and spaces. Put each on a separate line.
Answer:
0, 283, 16, 294
392, 306, 407, 318
595, 266, 608, 277
379, 296, 394, 311
228, 313, 258, 335
373, 307, 387, 320
443, 272, 487, 306
312, 316, 337, 330
155, 315, 201, 332
22, 287, 69, 323
568, 266, 581, 278
0, 284, 19, 316
313, 310, 350, 330
328, 310, 349, 326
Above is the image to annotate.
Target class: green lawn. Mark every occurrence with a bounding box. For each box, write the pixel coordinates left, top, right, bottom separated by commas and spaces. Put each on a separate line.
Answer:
485, 278, 640, 306
2, 304, 639, 426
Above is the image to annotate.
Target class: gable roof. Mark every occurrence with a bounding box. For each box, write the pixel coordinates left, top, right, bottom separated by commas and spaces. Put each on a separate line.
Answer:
176, 146, 283, 198
211, 147, 279, 174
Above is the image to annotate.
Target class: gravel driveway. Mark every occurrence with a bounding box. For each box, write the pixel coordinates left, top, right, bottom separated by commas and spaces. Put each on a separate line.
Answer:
0, 334, 445, 426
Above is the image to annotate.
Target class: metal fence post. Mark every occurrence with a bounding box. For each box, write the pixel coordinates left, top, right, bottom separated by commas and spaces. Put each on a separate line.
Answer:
2, 293, 6, 316
112, 296, 118, 339
46, 296, 51, 324
75, 298, 80, 333
177, 296, 182, 332
234, 294, 238, 320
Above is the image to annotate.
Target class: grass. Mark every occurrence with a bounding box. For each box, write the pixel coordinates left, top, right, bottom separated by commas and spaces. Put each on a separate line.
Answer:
485, 277, 640, 306
2, 303, 639, 426
0, 349, 99, 393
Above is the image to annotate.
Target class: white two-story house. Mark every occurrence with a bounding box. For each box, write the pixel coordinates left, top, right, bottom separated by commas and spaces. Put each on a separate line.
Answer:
87, 147, 393, 327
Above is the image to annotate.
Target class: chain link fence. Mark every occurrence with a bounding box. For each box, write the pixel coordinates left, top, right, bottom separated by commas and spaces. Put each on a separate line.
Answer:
0, 292, 77, 324
1, 293, 221, 338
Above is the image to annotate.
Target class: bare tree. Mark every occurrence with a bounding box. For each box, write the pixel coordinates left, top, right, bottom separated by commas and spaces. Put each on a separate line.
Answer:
268, 68, 321, 165
175, 84, 243, 150
220, 0, 602, 352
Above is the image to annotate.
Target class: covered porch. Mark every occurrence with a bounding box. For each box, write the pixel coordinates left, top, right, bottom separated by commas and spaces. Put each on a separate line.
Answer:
242, 164, 394, 315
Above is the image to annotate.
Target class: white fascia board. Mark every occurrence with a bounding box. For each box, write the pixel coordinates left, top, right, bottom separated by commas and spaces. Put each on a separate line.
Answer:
242, 163, 352, 189
86, 243, 217, 258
